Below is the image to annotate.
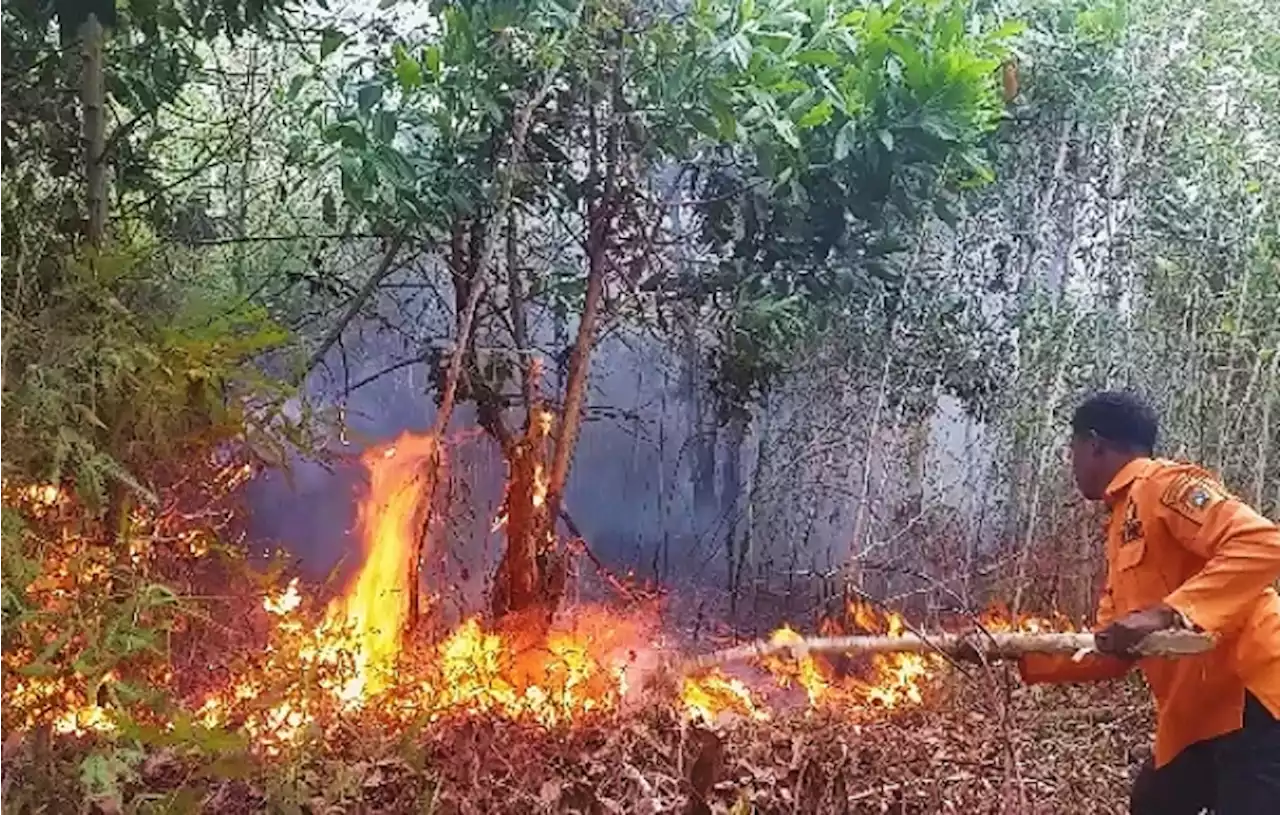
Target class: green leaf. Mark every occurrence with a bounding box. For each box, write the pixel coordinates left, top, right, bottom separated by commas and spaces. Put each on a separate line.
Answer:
793, 49, 839, 67
934, 194, 960, 227
797, 98, 834, 129
834, 120, 857, 161
322, 191, 336, 226
357, 83, 383, 114
424, 45, 442, 77
286, 74, 307, 101
711, 99, 739, 140
771, 117, 800, 150
327, 121, 366, 149
285, 135, 305, 164
878, 129, 894, 152
727, 34, 752, 70
393, 44, 422, 91
373, 111, 397, 144
687, 109, 720, 140
320, 27, 346, 60
920, 115, 959, 143
989, 19, 1028, 41
16, 660, 58, 677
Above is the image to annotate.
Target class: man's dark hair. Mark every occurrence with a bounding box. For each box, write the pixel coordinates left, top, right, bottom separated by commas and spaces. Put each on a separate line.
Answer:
1070, 391, 1158, 455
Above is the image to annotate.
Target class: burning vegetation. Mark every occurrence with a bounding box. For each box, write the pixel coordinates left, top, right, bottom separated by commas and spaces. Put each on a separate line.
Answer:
2, 429, 1081, 765
2, 423, 1159, 814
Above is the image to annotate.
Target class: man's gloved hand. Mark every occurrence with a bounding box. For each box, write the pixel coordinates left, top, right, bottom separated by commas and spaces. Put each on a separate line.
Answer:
1094, 604, 1183, 658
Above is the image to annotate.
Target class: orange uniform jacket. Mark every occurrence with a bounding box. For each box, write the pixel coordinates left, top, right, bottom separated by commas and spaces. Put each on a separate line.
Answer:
1019, 458, 1280, 768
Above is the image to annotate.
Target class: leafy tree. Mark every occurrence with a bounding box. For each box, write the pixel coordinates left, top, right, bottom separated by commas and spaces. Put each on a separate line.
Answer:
1, 0, 304, 528
296, 0, 1018, 624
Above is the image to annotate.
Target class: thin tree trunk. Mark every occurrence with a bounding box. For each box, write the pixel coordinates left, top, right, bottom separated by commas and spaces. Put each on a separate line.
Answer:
850, 355, 892, 564
1011, 309, 1083, 614
1256, 345, 1279, 509
80, 15, 106, 247
407, 68, 560, 632
737, 399, 771, 606
542, 48, 620, 539
507, 208, 534, 410
78, 13, 122, 542
722, 413, 747, 612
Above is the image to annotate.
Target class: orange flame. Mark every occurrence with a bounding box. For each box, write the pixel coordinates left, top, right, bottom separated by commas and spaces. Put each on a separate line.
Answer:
681, 670, 767, 724
5, 441, 1089, 748
327, 431, 437, 696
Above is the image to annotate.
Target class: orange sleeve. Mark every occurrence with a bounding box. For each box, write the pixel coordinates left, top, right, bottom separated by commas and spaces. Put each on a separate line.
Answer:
1156, 470, 1280, 634
1017, 575, 1131, 685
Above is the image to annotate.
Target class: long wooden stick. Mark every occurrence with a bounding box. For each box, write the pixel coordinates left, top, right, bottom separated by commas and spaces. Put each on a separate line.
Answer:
681, 629, 1215, 672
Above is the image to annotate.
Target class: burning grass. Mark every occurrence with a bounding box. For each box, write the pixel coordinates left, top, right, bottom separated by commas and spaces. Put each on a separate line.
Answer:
2, 432, 1108, 812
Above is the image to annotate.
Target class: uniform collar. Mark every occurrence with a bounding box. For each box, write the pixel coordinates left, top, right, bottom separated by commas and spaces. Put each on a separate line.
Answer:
1103, 457, 1158, 507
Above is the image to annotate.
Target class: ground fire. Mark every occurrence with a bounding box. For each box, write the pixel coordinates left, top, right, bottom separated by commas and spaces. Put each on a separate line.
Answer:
1, 431, 1114, 759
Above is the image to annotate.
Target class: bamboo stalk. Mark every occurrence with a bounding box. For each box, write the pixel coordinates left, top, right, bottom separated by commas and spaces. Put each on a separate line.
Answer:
681, 629, 1215, 672
80, 15, 106, 246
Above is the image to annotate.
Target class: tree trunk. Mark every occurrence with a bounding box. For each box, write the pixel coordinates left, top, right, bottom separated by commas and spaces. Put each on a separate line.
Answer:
80, 15, 106, 247
490, 400, 561, 624
722, 413, 747, 611
406, 66, 561, 633
681, 315, 718, 524
518, 48, 620, 623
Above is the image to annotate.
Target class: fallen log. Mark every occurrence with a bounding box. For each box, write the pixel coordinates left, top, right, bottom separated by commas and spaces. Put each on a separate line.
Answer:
680, 629, 1215, 673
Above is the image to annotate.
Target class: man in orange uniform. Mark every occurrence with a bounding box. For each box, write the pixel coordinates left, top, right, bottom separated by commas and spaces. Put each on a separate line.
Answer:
1018, 391, 1280, 813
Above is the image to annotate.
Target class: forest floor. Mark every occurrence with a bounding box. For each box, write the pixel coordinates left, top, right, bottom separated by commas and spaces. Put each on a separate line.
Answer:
3, 675, 1152, 814
405, 677, 1150, 815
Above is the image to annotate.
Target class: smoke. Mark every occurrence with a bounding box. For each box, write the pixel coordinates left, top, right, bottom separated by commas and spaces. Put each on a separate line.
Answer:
240, 269, 710, 605
241, 263, 999, 623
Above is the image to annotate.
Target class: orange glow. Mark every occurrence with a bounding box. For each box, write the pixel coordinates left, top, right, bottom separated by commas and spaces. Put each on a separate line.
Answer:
978, 602, 1077, 633
3, 451, 1080, 748
327, 431, 437, 696
681, 670, 767, 724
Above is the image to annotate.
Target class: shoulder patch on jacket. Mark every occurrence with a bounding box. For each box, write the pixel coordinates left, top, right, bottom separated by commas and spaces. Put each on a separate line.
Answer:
1159, 468, 1229, 523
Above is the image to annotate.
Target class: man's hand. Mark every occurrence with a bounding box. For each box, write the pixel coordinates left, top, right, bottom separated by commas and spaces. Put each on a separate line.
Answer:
1094, 604, 1183, 657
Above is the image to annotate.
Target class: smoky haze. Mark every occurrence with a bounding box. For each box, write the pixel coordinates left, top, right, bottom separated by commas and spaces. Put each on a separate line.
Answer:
242, 260, 1000, 626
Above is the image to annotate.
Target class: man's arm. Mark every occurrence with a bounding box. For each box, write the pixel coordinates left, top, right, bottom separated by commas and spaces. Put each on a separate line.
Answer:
1157, 469, 1280, 634
1018, 578, 1132, 685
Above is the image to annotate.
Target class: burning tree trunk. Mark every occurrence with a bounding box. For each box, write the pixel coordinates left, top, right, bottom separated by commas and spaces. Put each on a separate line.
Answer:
489, 45, 621, 626
405, 68, 561, 633
490, 392, 566, 625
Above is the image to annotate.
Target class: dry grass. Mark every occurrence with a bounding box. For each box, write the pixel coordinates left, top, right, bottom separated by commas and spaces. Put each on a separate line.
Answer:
2, 671, 1153, 814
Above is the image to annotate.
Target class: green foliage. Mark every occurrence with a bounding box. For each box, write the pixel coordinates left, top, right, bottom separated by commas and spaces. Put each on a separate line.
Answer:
78, 746, 144, 809
0, 509, 36, 642
665, 0, 1018, 417
1, 0, 291, 247
295, 0, 1019, 423
2, 244, 292, 510
1006, 0, 1131, 114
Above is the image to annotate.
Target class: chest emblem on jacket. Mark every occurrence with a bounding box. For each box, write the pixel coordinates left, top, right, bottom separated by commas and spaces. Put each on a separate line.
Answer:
1120, 500, 1144, 544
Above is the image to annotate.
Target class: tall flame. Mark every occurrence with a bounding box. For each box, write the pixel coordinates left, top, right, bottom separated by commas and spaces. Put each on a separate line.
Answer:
328, 432, 437, 695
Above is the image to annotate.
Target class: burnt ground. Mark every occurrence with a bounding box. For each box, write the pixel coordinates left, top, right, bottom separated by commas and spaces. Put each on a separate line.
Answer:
2, 671, 1154, 814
